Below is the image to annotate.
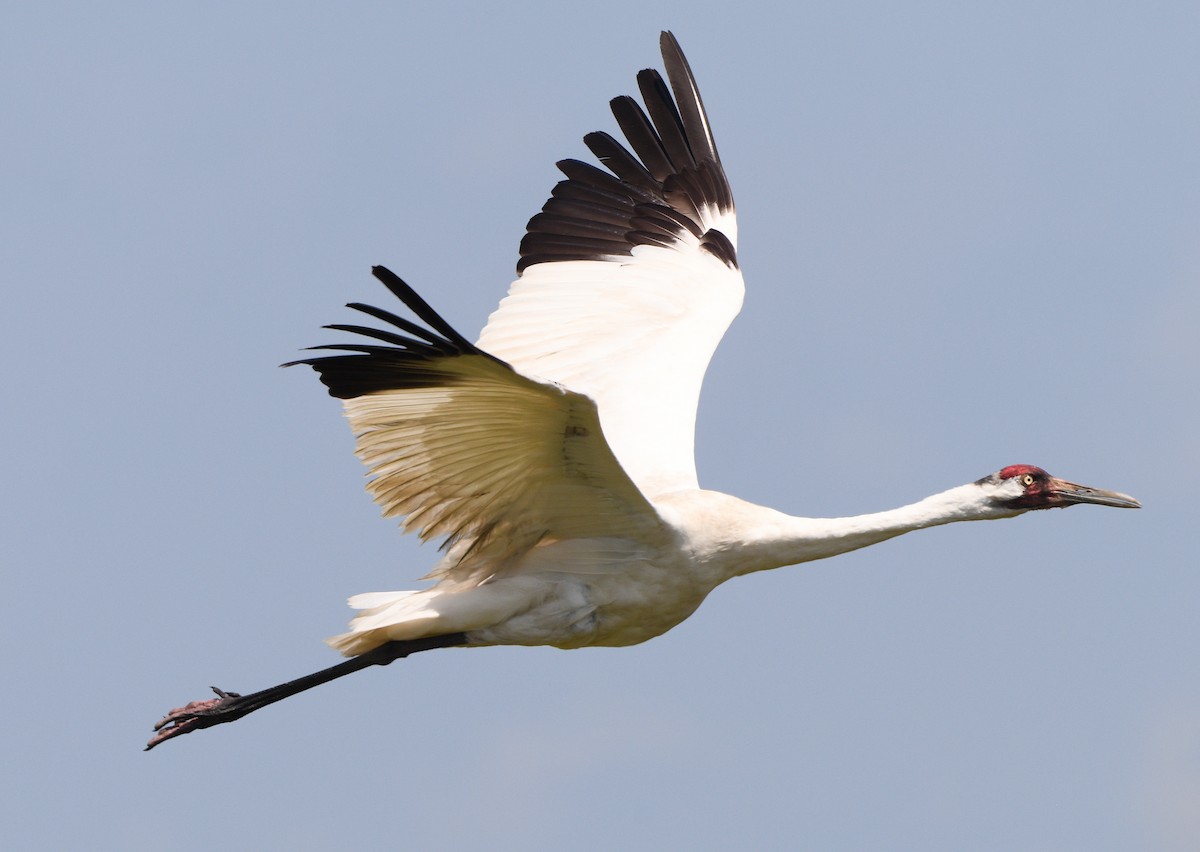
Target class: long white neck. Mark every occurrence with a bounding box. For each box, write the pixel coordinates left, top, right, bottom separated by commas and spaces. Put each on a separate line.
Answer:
681, 481, 1022, 580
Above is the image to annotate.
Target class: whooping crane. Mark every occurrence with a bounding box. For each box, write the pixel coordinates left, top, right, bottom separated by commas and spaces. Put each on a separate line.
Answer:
147, 32, 1139, 750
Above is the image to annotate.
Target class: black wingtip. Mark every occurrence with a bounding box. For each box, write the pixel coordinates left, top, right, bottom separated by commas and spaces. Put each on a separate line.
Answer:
370, 266, 477, 352
283, 266, 517, 399
516, 33, 736, 275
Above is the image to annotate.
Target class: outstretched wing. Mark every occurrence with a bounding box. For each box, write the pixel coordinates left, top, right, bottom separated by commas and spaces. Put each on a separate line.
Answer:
290, 267, 668, 581
478, 32, 743, 497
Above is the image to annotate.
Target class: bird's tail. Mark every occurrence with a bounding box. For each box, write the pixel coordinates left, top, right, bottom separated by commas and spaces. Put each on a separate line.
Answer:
325, 590, 439, 656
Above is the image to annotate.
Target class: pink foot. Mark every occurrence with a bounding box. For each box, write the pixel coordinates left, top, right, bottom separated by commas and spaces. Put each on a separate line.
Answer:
145, 687, 243, 750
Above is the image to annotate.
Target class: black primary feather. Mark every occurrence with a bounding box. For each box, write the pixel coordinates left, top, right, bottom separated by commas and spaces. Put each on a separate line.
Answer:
518, 31, 737, 274
284, 267, 509, 400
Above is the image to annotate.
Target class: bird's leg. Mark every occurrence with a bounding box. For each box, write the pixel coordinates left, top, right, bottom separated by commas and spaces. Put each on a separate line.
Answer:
145, 633, 468, 751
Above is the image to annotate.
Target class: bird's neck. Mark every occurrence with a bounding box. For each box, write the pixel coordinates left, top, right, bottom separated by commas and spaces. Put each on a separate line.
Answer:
703, 482, 1017, 579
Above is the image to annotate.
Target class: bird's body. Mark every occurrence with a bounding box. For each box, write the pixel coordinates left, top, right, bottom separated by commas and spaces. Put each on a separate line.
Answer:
147, 32, 1138, 750
329, 482, 1032, 652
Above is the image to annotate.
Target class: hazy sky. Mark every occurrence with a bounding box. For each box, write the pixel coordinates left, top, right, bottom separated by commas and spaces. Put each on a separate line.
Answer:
4, 2, 1198, 850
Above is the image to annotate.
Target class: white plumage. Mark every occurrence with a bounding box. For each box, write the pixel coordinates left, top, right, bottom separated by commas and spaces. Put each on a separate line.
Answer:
147, 31, 1138, 750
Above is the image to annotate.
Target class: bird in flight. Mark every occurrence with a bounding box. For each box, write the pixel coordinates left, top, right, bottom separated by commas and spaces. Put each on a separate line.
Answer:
147, 31, 1139, 750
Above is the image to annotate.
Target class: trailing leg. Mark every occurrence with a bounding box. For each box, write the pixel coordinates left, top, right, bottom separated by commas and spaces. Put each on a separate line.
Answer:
145, 633, 468, 750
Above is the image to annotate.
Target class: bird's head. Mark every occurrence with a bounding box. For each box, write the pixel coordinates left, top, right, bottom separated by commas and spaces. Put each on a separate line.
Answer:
977, 464, 1141, 511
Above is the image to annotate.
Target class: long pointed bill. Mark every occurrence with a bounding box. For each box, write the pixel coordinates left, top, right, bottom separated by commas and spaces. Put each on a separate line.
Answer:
1047, 478, 1141, 509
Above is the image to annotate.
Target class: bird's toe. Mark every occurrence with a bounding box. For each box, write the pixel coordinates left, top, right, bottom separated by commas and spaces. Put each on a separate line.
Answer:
145, 687, 245, 750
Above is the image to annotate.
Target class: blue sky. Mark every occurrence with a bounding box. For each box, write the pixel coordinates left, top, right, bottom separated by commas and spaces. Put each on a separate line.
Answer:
4, 2, 1198, 850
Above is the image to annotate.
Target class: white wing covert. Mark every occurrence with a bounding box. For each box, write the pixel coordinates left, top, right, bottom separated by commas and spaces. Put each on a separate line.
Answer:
290, 267, 667, 585
478, 32, 743, 496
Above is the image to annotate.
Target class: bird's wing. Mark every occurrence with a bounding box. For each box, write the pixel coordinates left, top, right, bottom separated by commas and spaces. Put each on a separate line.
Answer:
290, 267, 668, 583
477, 32, 744, 497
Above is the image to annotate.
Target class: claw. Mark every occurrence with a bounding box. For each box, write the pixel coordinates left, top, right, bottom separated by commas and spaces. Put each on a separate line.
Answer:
145, 686, 244, 750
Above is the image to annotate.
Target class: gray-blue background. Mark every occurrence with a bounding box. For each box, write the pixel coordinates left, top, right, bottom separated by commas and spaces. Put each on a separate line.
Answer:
4, 2, 1196, 849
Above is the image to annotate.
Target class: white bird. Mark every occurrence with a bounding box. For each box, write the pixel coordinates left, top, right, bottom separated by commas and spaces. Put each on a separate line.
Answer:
147, 32, 1139, 750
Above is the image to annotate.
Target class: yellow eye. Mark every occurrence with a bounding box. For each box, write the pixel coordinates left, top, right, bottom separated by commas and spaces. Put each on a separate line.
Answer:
1022, 474, 1035, 486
